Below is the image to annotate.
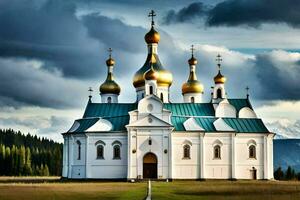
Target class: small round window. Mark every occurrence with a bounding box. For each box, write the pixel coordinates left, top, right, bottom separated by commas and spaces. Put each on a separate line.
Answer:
147, 104, 153, 112
148, 117, 153, 123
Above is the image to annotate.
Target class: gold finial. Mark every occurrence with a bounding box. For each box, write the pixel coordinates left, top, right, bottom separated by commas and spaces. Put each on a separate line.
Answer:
246, 86, 249, 99
216, 54, 222, 70
214, 54, 226, 84
106, 48, 115, 66
188, 45, 197, 65
148, 10, 156, 26
88, 87, 93, 102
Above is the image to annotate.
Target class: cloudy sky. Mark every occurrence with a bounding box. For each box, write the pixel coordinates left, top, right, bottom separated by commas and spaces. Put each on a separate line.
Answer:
0, 0, 299, 142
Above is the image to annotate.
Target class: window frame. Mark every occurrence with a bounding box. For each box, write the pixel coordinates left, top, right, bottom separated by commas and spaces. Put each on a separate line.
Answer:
217, 88, 222, 98
183, 144, 191, 159
249, 145, 256, 159
96, 145, 104, 160
113, 145, 121, 160
213, 145, 221, 159
191, 97, 195, 103
76, 140, 81, 160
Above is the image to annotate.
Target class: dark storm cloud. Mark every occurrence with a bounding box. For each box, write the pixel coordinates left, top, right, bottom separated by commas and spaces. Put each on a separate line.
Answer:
163, 0, 300, 28
0, 0, 102, 78
162, 2, 209, 25
207, 0, 300, 28
0, 58, 87, 108
0, 0, 151, 80
253, 52, 300, 100
82, 13, 145, 53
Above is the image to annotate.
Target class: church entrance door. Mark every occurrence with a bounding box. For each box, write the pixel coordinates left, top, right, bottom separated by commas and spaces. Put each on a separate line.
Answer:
143, 152, 157, 179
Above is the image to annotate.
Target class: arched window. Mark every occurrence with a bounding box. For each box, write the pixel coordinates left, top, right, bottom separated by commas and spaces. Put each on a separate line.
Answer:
113, 145, 121, 159
217, 89, 222, 98
191, 97, 195, 103
76, 140, 81, 160
97, 145, 104, 159
107, 97, 112, 103
149, 86, 153, 95
183, 144, 191, 159
214, 145, 221, 159
160, 93, 164, 101
249, 145, 256, 159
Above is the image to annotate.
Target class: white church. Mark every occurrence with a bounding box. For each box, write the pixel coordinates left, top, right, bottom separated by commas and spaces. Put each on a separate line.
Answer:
62, 11, 275, 180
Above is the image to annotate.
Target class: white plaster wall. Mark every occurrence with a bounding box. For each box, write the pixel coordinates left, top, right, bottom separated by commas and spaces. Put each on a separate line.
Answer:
171, 133, 200, 179
70, 136, 86, 179
136, 85, 169, 102
213, 84, 226, 99
235, 135, 264, 179
86, 133, 128, 179
204, 134, 232, 179
183, 93, 202, 103
101, 94, 118, 103
127, 129, 170, 179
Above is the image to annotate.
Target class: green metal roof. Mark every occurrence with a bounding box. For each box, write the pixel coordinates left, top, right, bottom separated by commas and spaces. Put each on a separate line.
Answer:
68, 98, 267, 133
223, 118, 269, 133
103, 116, 129, 131
163, 103, 214, 117
171, 116, 268, 133
83, 103, 137, 118
73, 118, 99, 132
228, 99, 252, 112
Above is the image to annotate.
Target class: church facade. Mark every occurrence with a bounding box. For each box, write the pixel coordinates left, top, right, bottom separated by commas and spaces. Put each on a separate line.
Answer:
62, 11, 274, 180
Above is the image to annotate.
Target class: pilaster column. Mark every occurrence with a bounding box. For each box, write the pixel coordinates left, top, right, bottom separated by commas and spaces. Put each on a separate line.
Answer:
231, 133, 236, 179
85, 134, 89, 178
263, 135, 268, 179
200, 134, 205, 179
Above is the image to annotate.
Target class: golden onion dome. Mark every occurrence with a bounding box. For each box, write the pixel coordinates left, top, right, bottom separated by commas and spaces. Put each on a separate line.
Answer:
133, 54, 173, 88
145, 26, 160, 44
182, 80, 204, 94
144, 67, 159, 80
99, 73, 120, 94
106, 57, 115, 66
214, 71, 226, 84
99, 52, 120, 95
188, 56, 197, 65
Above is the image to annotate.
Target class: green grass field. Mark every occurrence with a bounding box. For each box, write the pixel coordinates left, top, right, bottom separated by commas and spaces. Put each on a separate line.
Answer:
0, 178, 146, 200
1, 178, 300, 200
152, 180, 300, 200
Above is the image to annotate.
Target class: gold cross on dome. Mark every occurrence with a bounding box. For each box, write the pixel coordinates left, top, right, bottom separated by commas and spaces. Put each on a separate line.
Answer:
190, 45, 195, 56
148, 10, 156, 26
108, 48, 112, 58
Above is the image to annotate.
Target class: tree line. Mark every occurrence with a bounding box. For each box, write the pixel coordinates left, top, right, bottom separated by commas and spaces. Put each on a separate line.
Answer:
274, 166, 300, 180
0, 129, 62, 176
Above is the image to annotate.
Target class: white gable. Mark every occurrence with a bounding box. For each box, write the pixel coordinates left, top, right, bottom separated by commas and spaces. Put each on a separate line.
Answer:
138, 95, 163, 114
86, 119, 112, 132
183, 117, 205, 131
127, 114, 172, 127
213, 118, 235, 132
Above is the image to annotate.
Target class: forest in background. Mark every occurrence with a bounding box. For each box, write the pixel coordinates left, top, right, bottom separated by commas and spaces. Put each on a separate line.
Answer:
0, 129, 62, 176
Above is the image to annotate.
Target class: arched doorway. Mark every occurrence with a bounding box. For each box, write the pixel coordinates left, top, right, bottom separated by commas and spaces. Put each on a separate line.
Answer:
250, 167, 257, 180
143, 152, 157, 179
